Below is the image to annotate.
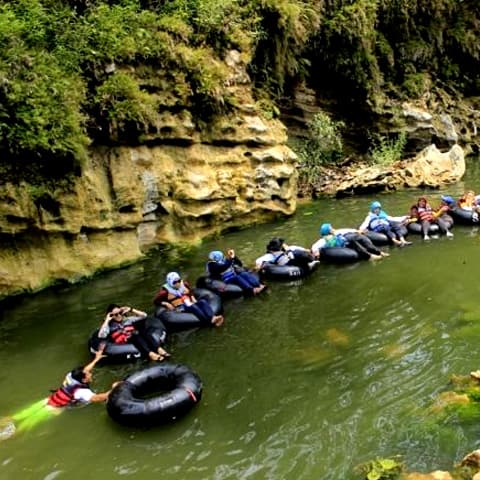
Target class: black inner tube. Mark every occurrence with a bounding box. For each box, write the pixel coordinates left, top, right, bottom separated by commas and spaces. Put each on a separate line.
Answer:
107, 363, 203, 427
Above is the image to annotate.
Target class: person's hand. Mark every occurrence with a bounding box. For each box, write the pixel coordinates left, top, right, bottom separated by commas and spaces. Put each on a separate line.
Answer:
111, 381, 122, 389
162, 302, 174, 311
105, 312, 115, 322
120, 306, 131, 314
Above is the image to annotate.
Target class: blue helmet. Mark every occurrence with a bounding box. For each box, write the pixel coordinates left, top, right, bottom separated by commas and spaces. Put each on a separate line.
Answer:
320, 223, 332, 236
208, 250, 224, 262
441, 195, 455, 206
370, 201, 382, 211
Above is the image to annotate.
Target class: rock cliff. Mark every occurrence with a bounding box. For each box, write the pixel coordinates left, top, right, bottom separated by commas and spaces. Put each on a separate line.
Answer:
0, 51, 297, 300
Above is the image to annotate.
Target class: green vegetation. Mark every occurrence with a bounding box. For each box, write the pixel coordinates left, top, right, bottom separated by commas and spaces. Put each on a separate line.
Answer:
0, 0, 478, 175
369, 132, 407, 166
296, 112, 345, 195
94, 71, 159, 140
308, 0, 480, 106
355, 457, 404, 480
431, 375, 480, 424
0, 0, 254, 169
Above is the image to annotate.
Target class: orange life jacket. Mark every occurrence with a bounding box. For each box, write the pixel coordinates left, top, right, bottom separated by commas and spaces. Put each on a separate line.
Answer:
163, 282, 192, 308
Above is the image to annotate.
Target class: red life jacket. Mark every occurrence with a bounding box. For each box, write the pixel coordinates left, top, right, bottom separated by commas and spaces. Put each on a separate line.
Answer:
47, 374, 89, 408
418, 208, 435, 222
110, 324, 136, 344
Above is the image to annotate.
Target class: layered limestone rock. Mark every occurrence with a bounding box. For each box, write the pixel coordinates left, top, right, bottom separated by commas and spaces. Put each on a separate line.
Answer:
282, 83, 480, 156
0, 50, 298, 299
378, 99, 478, 156
318, 144, 465, 197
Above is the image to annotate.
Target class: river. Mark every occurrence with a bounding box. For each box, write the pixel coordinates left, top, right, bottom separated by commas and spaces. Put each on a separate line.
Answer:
1, 159, 480, 480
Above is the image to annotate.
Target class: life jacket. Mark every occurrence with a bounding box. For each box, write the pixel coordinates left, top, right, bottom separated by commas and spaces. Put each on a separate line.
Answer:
417, 208, 435, 222
47, 372, 89, 408
369, 214, 390, 232
163, 282, 192, 309
206, 260, 236, 282
109, 323, 136, 344
324, 234, 346, 248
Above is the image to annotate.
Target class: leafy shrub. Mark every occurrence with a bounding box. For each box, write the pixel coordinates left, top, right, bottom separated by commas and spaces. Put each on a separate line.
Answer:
296, 111, 345, 194
0, 51, 88, 161
94, 71, 158, 138
401, 73, 431, 99
369, 132, 407, 166
0, 1, 89, 163
300, 112, 345, 164
356, 457, 404, 480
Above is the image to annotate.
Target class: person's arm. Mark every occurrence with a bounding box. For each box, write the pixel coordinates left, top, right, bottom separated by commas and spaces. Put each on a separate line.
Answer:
226, 249, 243, 268
433, 205, 446, 217
183, 281, 197, 303
120, 306, 147, 323
288, 244, 310, 253
153, 288, 167, 306
91, 380, 123, 403
227, 249, 245, 267
358, 215, 370, 233
386, 214, 405, 222
254, 254, 269, 270
311, 238, 325, 258
77, 379, 122, 404
89, 391, 111, 403
121, 306, 146, 317
83, 344, 107, 375
231, 252, 243, 268
154, 289, 173, 310
98, 312, 114, 338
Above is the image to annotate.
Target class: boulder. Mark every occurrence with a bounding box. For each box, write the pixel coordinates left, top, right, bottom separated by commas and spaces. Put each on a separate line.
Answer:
319, 144, 465, 197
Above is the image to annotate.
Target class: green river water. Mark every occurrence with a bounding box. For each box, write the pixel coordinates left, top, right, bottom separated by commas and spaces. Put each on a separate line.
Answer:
2, 160, 480, 480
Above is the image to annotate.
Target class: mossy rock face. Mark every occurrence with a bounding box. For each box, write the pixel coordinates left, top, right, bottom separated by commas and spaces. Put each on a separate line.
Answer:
356, 453, 479, 479
429, 375, 480, 423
